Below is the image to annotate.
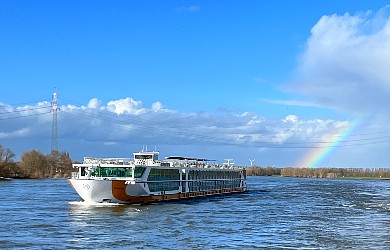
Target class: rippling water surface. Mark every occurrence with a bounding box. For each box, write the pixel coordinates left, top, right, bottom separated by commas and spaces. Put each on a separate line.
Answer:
1, 177, 390, 249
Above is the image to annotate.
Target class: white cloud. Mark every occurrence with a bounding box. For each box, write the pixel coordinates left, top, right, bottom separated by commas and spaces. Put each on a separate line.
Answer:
283, 115, 299, 123
87, 98, 102, 109
263, 99, 326, 108
151, 102, 164, 112
0, 128, 30, 139
289, 6, 390, 115
106, 97, 145, 115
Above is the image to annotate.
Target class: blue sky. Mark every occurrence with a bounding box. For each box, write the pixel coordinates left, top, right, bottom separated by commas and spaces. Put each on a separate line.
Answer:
1, 1, 390, 167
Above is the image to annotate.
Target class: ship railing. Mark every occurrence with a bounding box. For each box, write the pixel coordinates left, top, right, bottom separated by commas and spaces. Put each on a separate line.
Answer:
83, 157, 133, 165
159, 160, 244, 170
166, 161, 227, 169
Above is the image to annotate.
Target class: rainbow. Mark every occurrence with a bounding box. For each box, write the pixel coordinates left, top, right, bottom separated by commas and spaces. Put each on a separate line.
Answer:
298, 119, 363, 168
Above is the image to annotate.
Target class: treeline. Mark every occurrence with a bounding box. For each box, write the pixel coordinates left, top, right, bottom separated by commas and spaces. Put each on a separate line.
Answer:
246, 166, 390, 179
0, 144, 73, 179
246, 166, 281, 176
280, 167, 390, 179
2, 142, 390, 179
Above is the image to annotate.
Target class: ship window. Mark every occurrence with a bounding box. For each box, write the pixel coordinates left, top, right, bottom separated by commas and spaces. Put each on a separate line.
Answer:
135, 155, 153, 159
134, 167, 146, 178
148, 168, 180, 181
148, 181, 180, 192
90, 167, 133, 178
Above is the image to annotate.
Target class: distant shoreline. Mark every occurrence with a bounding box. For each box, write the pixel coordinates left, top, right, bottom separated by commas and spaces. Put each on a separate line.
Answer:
0, 177, 12, 181
246, 166, 390, 179
247, 175, 390, 180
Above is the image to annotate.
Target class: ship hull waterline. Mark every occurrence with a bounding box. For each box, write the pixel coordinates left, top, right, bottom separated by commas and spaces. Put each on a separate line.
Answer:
68, 179, 246, 204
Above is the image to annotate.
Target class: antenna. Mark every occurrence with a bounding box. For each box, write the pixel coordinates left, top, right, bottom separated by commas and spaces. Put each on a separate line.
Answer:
249, 159, 255, 167
51, 87, 60, 153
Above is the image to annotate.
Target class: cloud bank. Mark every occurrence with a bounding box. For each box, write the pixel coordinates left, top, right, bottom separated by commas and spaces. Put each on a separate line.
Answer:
0, 97, 356, 166
289, 6, 390, 116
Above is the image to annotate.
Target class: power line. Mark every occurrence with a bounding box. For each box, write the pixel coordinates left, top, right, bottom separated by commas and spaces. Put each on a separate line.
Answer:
0, 105, 51, 115
4, 95, 390, 150
63, 107, 390, 149
0, 100, 50, 107
0, 111, 51, 121
59, 96, 390, 139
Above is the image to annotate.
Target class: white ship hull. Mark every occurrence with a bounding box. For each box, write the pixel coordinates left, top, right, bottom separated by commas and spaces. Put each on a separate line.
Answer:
69, 178, 246, 204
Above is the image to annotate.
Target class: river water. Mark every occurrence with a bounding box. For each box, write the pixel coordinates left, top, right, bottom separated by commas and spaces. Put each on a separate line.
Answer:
1, 176, 390, 249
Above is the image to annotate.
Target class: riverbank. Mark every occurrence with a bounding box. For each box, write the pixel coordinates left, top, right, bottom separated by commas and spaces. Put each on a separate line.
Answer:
246, 166, 390, 179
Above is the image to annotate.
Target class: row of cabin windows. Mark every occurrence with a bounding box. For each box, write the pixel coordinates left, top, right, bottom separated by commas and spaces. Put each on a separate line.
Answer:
188, 170, 241, 180
148, 181, 180, 192
147, 168, 180, 181
84, 167, 146, 178
188, 180, 241, 192
90, 167, 132, 178
146, 179, 242, 193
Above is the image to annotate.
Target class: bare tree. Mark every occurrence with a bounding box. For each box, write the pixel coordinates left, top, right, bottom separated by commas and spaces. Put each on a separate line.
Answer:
20, 150, 47, 178
46, 151, 73, 178
0, 145, 16, 177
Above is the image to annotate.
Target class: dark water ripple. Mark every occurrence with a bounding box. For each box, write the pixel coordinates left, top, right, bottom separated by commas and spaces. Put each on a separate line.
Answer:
1, 177, 390, 249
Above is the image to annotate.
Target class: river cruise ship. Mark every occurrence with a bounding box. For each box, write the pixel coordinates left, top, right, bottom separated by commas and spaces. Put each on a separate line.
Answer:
68, 150, 247, 204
